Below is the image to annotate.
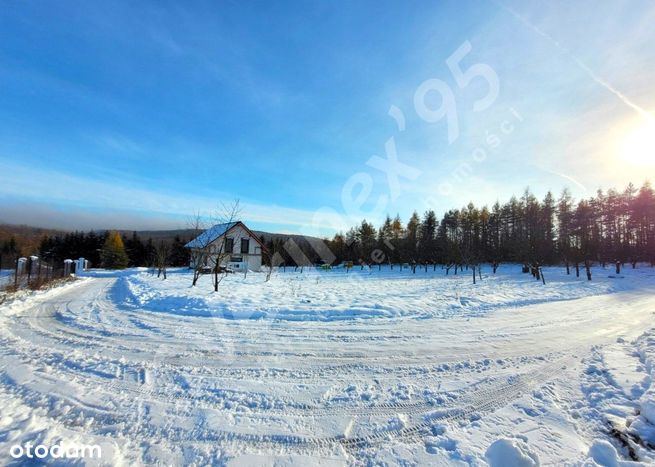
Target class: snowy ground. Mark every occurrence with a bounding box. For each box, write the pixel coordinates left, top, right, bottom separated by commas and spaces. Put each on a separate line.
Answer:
0, 265, 654, 466
0, 270, 12, 288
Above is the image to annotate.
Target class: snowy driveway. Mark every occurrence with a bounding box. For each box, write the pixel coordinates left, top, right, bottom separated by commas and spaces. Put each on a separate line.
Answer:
1, 267, 654, 465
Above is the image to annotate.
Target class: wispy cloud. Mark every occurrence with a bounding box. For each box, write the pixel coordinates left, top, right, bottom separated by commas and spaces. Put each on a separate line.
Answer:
497, 1, 654, 122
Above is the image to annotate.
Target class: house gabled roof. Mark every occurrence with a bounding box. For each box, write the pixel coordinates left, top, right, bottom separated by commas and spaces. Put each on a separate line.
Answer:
184, 222, 238, 249
184, 221, 267, 251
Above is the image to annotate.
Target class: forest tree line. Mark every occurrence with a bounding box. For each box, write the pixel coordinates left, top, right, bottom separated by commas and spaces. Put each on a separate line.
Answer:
36, 231, 190, 268
313, 181, 655, 271
3, 181, 653, 272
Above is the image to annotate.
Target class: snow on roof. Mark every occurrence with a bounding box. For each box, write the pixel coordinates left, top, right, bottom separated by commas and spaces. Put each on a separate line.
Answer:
184, 222, 239, 249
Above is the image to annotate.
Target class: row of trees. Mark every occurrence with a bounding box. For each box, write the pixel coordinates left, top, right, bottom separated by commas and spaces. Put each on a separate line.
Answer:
324, 182, 655, 272
7, 181, 652, 277
37, 231, 190, 270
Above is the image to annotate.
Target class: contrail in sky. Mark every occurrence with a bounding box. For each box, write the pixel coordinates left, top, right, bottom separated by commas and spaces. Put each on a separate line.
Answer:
497, 1, 654, 122
537, 165, 588, 193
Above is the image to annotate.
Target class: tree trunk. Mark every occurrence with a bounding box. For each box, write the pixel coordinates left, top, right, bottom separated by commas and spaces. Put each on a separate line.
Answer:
565, 260, 570, 275
615, 261, 621, 274
472, 266, 476, 284
585, 261, 592, 281
575, 262, 580, 277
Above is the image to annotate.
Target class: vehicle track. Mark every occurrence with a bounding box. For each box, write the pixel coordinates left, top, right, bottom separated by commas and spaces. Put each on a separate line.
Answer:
0, 354, 575, 451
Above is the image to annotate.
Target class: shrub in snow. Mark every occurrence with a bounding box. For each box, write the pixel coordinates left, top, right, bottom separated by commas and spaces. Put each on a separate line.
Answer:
485, 438, 540, 467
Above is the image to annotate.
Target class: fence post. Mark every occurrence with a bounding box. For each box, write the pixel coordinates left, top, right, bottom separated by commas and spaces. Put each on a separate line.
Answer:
26, 257, 32, 285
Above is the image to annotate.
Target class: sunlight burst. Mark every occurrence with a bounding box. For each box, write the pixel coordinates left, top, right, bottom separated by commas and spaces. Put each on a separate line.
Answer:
620, 119, 655, 167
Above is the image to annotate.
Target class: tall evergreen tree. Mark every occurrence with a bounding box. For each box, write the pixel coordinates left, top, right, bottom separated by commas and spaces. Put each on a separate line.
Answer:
101, 231, 129, 269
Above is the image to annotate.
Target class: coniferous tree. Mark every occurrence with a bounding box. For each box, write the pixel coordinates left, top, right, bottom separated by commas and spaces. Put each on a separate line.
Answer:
324, 181, 654, 271
101, 231, 129, 269
169, 236, 190, 266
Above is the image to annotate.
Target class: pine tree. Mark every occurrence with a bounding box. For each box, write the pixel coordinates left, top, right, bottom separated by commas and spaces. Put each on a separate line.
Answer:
101, 231, 129, 269
169, 236, 190, 266
357, 220, 377, 262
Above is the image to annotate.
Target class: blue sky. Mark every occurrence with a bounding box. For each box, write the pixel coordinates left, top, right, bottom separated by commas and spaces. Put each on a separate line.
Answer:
1, 0, 654, 235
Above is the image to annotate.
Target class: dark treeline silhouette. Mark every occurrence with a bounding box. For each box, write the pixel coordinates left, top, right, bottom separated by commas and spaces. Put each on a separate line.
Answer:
0, 238, 19, 269
324, 182, 655, 273
38, 231, 190, 268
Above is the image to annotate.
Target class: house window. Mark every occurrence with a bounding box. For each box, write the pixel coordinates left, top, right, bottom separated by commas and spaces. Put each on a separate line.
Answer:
241, 238, 250, 254
224, 238, 234, 253
230, 256, 243, 262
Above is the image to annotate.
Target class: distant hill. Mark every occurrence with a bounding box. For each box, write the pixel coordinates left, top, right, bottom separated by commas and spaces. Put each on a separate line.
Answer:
121, 228, 328, 245
0, 224, 67, 256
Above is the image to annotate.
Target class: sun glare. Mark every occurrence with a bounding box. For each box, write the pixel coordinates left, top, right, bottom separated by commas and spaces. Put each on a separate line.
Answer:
620, 119, 655, 167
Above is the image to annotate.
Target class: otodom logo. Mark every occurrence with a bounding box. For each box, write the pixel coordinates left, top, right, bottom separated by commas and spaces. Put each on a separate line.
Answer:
9, 442, 102, 460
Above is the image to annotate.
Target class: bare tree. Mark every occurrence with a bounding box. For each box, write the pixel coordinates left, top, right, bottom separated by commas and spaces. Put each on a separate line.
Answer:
187, 201, 242, 289
155, 241, 170, 279
210, 200, 241, 292
263, 239, 283, 282
188, 212, 211, 287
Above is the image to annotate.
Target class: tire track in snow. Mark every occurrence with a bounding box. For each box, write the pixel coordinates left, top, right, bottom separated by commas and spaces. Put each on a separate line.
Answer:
1, 326, 558, 419
0, 354, 575, 451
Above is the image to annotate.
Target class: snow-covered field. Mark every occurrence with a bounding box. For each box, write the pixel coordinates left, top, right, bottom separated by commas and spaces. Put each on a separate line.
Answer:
1, 265, 654, 465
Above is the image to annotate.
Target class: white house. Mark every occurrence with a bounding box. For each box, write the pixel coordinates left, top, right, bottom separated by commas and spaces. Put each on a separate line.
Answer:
185, 221, 266, 272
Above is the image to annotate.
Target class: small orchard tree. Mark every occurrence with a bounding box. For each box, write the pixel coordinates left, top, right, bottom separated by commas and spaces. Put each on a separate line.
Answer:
101, 231, 129, 269
155, 241, 170, 279
187, 201, 241, 290
188, 212, 210, 286
211, 200, 241, 292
